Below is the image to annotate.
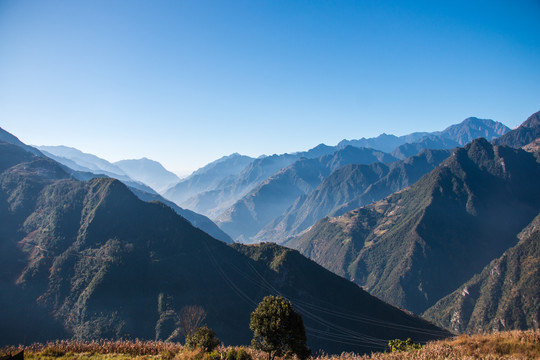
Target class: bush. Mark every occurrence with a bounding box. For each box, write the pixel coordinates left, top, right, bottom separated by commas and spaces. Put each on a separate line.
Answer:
225, 347, 251, 360
161, 349, 176, 360
185, 326, 221, 352
205, 350, 221, 360
388, 338, 422, 352
40, 348, 66, 357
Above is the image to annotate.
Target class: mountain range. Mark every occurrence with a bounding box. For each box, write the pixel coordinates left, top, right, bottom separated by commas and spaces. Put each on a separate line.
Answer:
0, 135, 230, 244
37, 145, 159, 195
215, 146, 397, 242
212, 117, 509, 243
0, 135, 448, 353
2, 110, 534, 344
256, 148, 452, 243
287, 136, 540, 316
162, 116, 509, 226
338, 117, 509, 153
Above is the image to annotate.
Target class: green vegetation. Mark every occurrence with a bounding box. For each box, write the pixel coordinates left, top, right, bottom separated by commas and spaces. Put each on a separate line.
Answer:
292, 138, 540, 317
225, 347, 251, 360
2, 330, 538, 360
250, 296, 310, 360
424, 213, 540, 333
185, 327, 221, 352
387, 339, 422, 353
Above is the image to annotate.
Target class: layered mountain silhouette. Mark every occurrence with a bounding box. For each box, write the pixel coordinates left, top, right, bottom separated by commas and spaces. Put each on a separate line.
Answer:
0, 130, 230, 244
162, 116, 507, 225
38, 145, 128, 177
423, 212, 540, 333
391, 136, 459, 159
37, 145, 158, 194
114, 158, 180, 193
0, 137, 448, 353
256, 149, 452, 243
164, 153, 255, 205
288, 138, 540, 315
338, 132, 430, 153
215, 147, 397, 242
168, 146, 340, 219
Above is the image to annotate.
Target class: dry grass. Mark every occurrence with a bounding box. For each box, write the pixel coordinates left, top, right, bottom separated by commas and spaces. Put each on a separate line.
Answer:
318, 330, 540, 360
1, 330, 538, 360
1, 339, 185, 356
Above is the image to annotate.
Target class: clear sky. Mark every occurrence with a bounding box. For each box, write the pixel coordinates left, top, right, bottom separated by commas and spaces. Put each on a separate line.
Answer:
1, 0, 539, 176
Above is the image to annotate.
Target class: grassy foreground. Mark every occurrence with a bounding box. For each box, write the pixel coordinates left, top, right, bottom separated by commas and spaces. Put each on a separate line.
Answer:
2, 330, 539, 360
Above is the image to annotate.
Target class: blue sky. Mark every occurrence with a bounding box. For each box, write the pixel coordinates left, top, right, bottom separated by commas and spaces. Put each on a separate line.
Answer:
1, 1, 539, 175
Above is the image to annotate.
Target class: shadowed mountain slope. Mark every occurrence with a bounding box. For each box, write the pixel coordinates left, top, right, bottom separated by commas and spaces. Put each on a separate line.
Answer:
288, 138, 540, 315
493, 110, 540, 148
0, 127, 43, 156
0, 142, 448, 353
129, 187, 232, 243
257, 149, 451, 243
424, 212, 540, 333
215, 147, 396, 242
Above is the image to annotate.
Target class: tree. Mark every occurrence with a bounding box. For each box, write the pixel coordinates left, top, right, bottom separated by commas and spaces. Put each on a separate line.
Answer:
166, 305, 207, 342
250, 295, 311, 360
185, 326, 221, 352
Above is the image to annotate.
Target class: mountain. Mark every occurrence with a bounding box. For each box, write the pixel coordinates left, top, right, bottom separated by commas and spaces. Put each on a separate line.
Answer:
37, 146, 158, 194
493, 110, 540, 148
171, 146, 339, 219
38, 145, 127, 176
338, 133, 430, 153
435, 117, 510, 145
164, 153, 255, 206
288, 138, 540, 315
114, 158, 180, 193
423, 212, 540, 333
257, 149, 451, 243
0, 127, 43, 156
128, 187, 233, 244
215, 147, 397, 242
0, 130, 229, 244
338, 117, 509, 155
0, 141, 448, 353
391, 136, 459, 159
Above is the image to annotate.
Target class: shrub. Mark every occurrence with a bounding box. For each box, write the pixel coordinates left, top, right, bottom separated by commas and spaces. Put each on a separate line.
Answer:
185, 326, 221, 352
205, 350, 221, 360
160, 349, 176, 360
225, 347, 251, 360
40, 348, 67, 357
388, 338, 422, 352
